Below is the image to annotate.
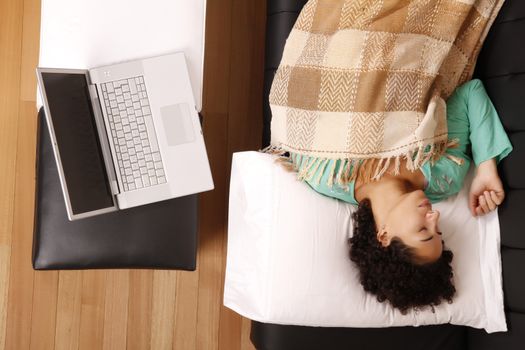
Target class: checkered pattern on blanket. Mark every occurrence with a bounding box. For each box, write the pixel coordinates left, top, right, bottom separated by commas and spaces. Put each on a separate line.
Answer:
266, 0, 504, 184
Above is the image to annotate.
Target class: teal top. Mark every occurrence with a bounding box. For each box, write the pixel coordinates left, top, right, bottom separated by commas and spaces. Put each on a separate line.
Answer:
298, 79, 513, 205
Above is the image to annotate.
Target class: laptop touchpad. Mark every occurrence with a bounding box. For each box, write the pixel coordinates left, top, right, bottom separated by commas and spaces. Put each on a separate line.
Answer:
160, 103, 195, 146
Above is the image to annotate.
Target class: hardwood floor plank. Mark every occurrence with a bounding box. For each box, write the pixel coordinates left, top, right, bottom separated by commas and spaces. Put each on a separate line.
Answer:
150, 270, 177, 350
5, 105, 39, 350
219, 1, 253, 350
30, 271, 59, 350
78, 270, 106, 350
0, 245, 11, 350
219, 0, 266, 349
196, 0, 234, 348
102, 270, 130, 350
240, 317, 255, 350
20, 0, 40, 103
196, 113, 230, 350
126, 270, 153, 350
226, 0, 265, 157
201, 0, 234, 115
0, 0, 24, 347
248, 0, 266, 151
54, 271, 82, 350
218, 307, 241, 350
172, 270, 199, 350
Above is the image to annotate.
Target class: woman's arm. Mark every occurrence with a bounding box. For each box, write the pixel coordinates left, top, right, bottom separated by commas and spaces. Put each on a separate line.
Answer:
425, 79, 511, 205
463, 80, 512, 216
466, 80, 513, 167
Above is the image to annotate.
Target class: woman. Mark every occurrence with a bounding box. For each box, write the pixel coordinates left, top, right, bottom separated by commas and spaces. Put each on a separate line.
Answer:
288, 79, 513, 313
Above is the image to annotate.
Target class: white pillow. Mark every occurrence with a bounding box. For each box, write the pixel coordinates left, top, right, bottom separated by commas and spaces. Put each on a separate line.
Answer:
224, 151, 507, 333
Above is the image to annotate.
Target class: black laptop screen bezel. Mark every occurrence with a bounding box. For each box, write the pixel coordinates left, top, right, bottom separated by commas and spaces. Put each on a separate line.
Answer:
37, 68, 118, 220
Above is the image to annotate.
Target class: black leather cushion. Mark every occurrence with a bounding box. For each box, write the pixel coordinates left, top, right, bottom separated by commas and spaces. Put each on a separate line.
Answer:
482, 76, 525, 132
33, 108, 198, 270
265, 12, 304, 71
251, 321, 466, 350
266, 0, 308, 14
493, 0, 525, 23
500, 132, 525, 189
502, 249, 525, 313
475, 19, 525, 79
468, 312, 525, 350
498, 190, 525, 248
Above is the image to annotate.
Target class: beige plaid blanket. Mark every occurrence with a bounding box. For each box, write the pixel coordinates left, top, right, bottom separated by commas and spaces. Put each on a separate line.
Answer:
265, 0, 504, 185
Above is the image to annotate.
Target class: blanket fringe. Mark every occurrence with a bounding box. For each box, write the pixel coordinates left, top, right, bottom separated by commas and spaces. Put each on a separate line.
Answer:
336, 157, 346, 184
259, 138, 461, 187
326, 159, 337, 187
393, 155, 401, 176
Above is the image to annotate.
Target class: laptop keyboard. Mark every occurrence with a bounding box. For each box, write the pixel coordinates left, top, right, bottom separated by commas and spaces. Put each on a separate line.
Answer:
100, 76, 166, 192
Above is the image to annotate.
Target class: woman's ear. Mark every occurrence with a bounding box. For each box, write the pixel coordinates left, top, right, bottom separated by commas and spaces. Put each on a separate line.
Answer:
376, 228, 391, 247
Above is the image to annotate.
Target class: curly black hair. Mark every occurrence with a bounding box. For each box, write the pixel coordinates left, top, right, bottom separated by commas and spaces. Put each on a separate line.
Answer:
349, 198, 456, 314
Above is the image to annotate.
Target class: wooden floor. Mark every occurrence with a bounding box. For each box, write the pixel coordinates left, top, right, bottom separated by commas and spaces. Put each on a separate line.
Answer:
0, 0, 265, 349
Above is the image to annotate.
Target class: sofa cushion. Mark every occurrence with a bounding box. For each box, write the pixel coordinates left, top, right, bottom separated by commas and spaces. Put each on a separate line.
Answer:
468, 312, 525, 350
502, 249, 525, 313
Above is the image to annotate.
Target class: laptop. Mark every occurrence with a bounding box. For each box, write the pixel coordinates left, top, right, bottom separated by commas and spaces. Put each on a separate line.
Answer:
37, 52, 214, 220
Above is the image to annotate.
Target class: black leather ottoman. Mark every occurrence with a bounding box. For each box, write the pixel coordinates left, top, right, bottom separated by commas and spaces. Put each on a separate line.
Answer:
33, 108, 199, 270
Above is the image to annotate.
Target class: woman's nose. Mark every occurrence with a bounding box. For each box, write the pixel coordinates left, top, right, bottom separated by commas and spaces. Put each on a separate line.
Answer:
426, 209, 440, 221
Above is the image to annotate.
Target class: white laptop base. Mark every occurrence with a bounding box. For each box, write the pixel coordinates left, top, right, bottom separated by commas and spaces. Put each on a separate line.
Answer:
37, 53, 214, 220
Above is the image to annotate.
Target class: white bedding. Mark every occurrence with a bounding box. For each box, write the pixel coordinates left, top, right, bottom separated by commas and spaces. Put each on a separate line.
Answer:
224, 151, 507, 333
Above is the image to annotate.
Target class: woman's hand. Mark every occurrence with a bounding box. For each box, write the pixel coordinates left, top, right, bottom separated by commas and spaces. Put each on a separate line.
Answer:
469, 158, 505, 217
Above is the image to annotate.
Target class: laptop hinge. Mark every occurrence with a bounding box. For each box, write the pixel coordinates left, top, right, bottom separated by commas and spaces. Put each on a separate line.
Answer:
88, 84, 98, 100
110, 180, 119, 195
88, 83, 121, 197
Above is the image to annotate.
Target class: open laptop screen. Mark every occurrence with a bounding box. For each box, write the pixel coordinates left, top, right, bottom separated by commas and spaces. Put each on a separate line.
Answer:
41, 72, 115, 216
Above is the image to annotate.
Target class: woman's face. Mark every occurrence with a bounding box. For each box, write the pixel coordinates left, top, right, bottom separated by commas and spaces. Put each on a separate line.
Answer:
379, 190, 443, 263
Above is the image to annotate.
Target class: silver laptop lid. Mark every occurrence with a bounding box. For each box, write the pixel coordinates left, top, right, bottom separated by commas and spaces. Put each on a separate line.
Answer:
37, 0, 206, 111
36, 68, 119, 220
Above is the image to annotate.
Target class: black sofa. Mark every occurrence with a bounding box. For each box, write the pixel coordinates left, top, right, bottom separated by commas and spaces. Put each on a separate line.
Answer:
253, 1, 525, 349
